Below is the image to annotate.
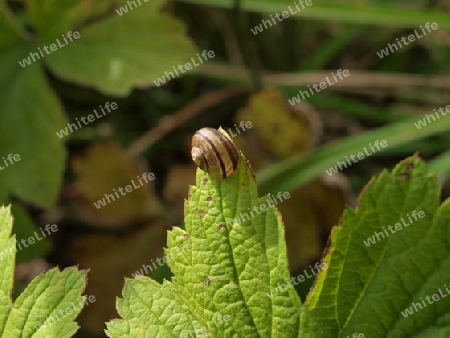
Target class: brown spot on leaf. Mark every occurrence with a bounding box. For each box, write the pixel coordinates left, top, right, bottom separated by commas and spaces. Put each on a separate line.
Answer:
204, 277, 212, 286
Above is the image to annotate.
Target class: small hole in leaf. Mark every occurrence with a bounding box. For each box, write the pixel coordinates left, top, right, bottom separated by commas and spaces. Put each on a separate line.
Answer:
397, 173, 410, 181
203, 178, 208, 185
218, 224, 225, 230
206, 196, 212, 201
204, 277, 212, 286
199, 210, 205, 218
406, 163, 414, 171
183, 234, 189, 241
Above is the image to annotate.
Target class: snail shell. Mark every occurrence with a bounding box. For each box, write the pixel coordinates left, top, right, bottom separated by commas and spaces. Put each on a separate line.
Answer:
191, 127, 239, 179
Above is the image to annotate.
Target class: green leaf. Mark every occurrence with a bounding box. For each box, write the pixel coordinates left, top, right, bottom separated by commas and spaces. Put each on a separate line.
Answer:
11, 204, 51, 264
106, 129, 300, 337
0, 4, 66, 207
44, 0, 198, 96
27, 0, 125, 41
300, 156, 450, 336
176, 0, 450, 29
106, 279, 204, 337
0, 206, 87, 337
0, 206, 16, 312
0, 2, 28, 44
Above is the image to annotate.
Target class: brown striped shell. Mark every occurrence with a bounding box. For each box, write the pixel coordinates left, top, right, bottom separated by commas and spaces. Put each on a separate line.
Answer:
191, 127, 239, 179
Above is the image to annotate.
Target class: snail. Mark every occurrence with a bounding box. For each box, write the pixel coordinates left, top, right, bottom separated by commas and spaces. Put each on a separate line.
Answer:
191, 127, 239, 179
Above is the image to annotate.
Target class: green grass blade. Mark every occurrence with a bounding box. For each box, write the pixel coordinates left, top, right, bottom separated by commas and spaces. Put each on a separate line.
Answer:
258, 114, 450, 194
176, 0, 450, 29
